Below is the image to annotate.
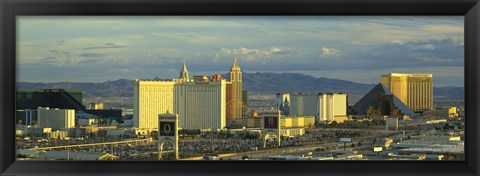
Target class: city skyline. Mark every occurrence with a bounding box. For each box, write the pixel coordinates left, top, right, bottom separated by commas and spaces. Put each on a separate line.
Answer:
17, 16, 464, 87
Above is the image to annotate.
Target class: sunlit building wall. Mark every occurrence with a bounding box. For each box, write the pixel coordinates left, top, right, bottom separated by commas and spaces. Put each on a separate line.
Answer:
88, 103, 104, 110
226, 58, 243, 120
133, 79, 175, 129
380, 74, 408, 105
380, 73, 433, 112
175, 80, 227, 130
134, 60, 238, 130
276, 93, 291, 107
448, 107, 458, 118
226, 82, 233, 120
319, 93, 348, 124
280, 128, 305, 137
37, 107, 75, 130
245, 115, 315, 129
280, 116, 315, 128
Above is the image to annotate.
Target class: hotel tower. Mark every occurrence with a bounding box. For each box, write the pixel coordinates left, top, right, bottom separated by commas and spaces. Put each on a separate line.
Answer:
226, 58, 243, 120
380, 73, 433, 112
134, 58, 242, 129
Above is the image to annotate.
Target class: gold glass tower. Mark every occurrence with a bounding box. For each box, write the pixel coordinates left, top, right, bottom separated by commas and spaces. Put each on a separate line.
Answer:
380, 73, 433, 112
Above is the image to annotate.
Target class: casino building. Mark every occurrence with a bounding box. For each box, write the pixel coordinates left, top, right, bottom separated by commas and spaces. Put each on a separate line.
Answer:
134, 58, 243, 130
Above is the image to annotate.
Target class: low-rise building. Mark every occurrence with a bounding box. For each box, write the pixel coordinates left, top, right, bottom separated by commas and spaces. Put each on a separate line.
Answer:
78, 118, 97, 126
245, 115, 315, 129
45, 130, 69, 139
386, 117, 399, 131
448, 107, 458, 119
69, 125, 117, 138
28, 127, 52, 137
280, 128, 305, 137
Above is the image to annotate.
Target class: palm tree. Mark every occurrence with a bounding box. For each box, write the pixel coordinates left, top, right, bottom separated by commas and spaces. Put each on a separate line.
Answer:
150, 131, 159, 140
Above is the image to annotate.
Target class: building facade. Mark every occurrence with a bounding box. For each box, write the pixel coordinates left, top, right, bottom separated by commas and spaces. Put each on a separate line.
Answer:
226, 58, 243, 120
285, 93, 348, 124
242, 90, 249, 118
133, 80, 175, 129
319, 93, 348, 124
88, 103, 104, 110
37, 107, 75, 130
16, 89, 85, 110
134, 58, 239, 130
289, 94, 319, 117
16, 109, 37, 125
245, 115, 315, 129
175, 79, 226, 129
276, 93, 291, 115
380, 73, 433, 112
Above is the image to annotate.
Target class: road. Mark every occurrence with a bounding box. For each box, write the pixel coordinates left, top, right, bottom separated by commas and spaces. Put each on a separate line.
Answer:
179, 127, 423, 160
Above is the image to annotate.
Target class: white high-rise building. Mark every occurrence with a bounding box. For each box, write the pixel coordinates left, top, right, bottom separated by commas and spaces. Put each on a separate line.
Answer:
134, 62, 230, 130
319, 93, 348, 124
37, 107, 75, 130
288, 93, 348, 124
175, 80, 226, 130
289, 94, 319, 116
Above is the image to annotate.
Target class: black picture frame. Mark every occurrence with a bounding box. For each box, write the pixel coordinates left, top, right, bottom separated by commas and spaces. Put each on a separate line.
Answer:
1, 0, 479, 176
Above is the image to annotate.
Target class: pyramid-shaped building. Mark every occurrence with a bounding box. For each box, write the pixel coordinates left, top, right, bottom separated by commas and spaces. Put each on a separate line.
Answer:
352, 83, 417, 117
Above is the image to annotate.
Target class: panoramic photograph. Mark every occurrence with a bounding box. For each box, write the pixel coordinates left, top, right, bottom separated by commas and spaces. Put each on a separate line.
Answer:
15, 16, 464, 160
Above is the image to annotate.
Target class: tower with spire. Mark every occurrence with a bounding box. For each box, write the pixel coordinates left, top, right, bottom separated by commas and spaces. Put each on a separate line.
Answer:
179, 62, 189, 80
229, 57, 243, 119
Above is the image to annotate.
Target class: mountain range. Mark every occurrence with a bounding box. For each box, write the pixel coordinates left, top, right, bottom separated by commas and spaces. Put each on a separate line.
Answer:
17, 72, 464, 104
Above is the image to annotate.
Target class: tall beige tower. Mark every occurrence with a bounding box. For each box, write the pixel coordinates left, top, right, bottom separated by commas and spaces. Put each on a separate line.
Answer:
380, 73, 433, 112
229, 57, 243, 119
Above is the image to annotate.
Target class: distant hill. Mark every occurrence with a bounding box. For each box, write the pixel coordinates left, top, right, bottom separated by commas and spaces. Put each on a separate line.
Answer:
17, 72, 464, 104
432, 86, 464, 102
224, 72, 376, 103
17, 79, 134, 98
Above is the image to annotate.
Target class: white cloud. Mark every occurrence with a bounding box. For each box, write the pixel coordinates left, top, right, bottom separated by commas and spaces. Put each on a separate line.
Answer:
450, 37, 464, 46
270, 47, 283, 53
407, 43, 436, 50
16, 16, 464, 86
215, 47, 290, 63
321, 47, 342, 57
420, 25, 463, 33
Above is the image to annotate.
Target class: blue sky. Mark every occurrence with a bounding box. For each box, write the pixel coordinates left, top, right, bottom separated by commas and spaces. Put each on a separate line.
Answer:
17, 16, 464, 87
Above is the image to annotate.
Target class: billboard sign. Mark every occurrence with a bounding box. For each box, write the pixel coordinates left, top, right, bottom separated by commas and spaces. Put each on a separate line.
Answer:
264, 116, 279, 129
340, 138, 352, 142
160, 122, 175, 136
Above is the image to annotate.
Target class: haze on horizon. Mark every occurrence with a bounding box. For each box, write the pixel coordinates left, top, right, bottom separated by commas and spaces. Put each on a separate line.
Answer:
17, 16, 464, 87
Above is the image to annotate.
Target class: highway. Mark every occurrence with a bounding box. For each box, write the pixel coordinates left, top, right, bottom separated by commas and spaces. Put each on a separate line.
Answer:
32, 138, 153, 150
180, 128, 414, 160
